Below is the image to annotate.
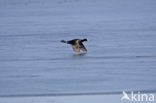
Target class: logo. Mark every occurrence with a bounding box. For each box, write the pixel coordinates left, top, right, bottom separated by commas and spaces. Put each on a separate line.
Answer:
121, 91, 155, 102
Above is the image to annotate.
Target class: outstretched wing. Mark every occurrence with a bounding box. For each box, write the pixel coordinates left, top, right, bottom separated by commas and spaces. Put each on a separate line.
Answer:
79, 42, 87, 52
72, 45, 80, 52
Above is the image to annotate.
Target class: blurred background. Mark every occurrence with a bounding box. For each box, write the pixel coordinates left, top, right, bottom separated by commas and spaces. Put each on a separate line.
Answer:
0, 0, 156, 96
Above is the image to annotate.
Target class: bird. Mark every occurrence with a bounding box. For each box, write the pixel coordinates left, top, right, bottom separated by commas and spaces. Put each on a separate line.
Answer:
60, 38, 88, 52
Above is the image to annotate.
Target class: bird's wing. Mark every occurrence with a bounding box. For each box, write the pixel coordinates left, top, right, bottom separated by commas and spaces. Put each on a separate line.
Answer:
72, 45, 80, 52
79, 42, 87, 52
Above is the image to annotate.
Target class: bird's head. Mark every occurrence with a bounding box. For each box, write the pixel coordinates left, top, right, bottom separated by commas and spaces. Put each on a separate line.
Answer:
83, 38, 88, 42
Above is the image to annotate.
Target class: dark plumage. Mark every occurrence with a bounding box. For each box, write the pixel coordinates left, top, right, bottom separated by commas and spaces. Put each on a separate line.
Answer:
61, 38, 88, 52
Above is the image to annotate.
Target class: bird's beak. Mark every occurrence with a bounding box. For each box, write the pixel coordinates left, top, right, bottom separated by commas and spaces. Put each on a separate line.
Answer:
87, 39, 89, 42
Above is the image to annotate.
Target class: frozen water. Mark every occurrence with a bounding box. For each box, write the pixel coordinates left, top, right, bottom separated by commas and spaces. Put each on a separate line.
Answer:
0, 0, 156, 96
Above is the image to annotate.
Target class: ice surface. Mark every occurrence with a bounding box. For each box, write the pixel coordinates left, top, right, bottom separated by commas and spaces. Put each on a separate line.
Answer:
0, 0, 156, 96
1, 93, 156, 103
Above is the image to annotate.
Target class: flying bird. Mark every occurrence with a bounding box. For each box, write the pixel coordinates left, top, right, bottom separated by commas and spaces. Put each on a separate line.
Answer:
61, 38, 88, 52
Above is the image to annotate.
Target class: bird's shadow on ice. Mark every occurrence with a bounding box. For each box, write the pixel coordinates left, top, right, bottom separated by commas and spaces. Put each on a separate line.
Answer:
72, 53, 87, 57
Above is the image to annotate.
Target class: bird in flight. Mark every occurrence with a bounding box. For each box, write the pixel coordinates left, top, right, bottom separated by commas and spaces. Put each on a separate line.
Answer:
61, 38, 88, 52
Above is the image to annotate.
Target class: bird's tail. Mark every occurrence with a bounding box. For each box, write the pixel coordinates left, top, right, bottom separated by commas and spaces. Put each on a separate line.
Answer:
60, 40, 67, 43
